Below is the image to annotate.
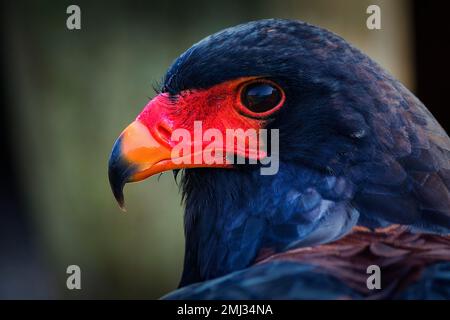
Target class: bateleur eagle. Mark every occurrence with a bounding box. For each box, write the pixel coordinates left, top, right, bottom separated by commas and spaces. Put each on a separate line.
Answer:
108, 19, 450, 299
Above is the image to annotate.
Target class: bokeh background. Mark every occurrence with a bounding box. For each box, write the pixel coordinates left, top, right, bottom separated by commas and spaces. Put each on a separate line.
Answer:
1, 0, 449, 299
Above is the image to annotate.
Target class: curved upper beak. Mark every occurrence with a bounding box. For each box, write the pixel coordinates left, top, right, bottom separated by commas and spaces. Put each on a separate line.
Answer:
108, 120, 175, 210
108, 117, 230, 209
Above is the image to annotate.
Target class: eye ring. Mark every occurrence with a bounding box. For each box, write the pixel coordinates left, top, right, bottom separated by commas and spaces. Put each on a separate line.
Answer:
236, 79, 285, 118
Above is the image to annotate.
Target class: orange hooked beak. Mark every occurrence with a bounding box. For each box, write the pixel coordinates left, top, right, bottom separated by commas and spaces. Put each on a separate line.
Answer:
108, 116, 228, 210
108, 120, 165, 210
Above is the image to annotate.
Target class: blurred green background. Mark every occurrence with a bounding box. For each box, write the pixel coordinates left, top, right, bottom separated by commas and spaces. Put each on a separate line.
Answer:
1, 0, 420, 298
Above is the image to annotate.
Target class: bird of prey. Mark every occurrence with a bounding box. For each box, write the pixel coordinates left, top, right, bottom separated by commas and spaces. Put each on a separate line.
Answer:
108, 19, 450, 299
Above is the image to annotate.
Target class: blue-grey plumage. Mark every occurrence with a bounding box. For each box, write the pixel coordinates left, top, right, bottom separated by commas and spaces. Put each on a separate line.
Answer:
109, 18, 450, 299
168, 20, 450, 296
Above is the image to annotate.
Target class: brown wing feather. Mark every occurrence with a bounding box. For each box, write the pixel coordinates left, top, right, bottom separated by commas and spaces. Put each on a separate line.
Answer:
256, 226, 450, 298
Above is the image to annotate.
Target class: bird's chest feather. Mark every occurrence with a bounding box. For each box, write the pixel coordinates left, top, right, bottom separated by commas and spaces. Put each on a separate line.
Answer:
180, 163, 358, 285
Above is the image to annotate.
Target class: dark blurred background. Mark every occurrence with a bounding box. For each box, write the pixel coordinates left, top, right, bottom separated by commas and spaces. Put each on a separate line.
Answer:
0, 0, 449, 299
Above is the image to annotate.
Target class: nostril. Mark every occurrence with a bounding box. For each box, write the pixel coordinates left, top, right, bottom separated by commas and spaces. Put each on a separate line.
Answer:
156, 122, 173, 144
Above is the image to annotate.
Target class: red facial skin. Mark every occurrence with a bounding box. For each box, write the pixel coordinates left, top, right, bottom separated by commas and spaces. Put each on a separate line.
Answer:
117, 76, 285, 182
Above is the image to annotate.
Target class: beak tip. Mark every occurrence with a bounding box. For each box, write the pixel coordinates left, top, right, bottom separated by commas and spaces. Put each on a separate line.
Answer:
108, 136, 133, 213
118, 201, 127, 213
110, 178, 127, 212
115, 190, 127, 212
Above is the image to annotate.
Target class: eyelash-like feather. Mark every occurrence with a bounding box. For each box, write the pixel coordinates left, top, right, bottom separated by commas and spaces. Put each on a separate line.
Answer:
152, 79, 164, 95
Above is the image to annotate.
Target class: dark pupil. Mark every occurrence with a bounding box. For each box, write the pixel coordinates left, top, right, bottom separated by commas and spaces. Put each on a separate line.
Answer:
242, 83, 281, 113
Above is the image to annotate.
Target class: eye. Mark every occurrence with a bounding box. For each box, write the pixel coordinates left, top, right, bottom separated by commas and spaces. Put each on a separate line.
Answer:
240, 81, 283, 114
